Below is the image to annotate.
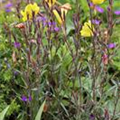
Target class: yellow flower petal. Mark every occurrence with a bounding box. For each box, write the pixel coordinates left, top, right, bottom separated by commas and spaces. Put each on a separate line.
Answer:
53, 3, 71, 25
53, 9, 63, 25
80, 21, 93, 37
91, 0, 106, 4
21, 3, 40, 21
20, 10, 25, 16
45, 0, 56, 8
33, 3, 40, 15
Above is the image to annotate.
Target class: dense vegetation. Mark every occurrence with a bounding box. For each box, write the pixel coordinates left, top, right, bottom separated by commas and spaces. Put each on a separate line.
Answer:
0, 0, 120, 120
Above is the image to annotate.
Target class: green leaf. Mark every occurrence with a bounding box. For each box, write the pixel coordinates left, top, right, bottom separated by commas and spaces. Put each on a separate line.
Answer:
80, 0, 89, 13
35, 100, 46, 120
3, 69, 12, 82
0, 105, 10, 120
60, 102, 69, 117
62, 53, 72, 68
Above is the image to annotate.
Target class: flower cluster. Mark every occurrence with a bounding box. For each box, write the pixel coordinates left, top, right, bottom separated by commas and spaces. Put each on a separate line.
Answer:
5, 2, 13, 12
21, 3, 40, 21
80, 0, 106, 37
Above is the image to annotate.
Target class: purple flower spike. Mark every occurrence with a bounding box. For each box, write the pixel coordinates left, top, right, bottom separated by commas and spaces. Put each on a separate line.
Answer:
6, 9, 11, 12
92, 19, 101, 25
90, 2, 94, 7
36, 16, 46, 22
107, 43, 116, 49
21, 95, 27, 102
14, 71, 19, 76
41, 17, 46, 22
5, 3, 13, 9
48, 21, 56, 27
114, 10, 120, 15
14, 42, 21, 48
48, 22, 52, 26
52, 22, 56, 26
54, 27, 60, 32
90, 114, 95, 120
90, 2, 104, 13
28, 95, 32, 101
43, 21, 47, 27
95, 6, 104, 13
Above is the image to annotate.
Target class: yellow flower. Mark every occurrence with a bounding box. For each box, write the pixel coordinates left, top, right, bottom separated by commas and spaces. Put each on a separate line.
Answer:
53, 9, 63, 25
53, 3, 71, 25
45, 0, 56, 8
91, 0, 106, 4
80, 21, 94, 37
21, 3, 40, 21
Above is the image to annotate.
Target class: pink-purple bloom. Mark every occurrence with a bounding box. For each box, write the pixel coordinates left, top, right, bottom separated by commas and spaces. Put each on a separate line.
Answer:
36, 16, 47, 27
114, 10, 120, 15
21, 95, 32, 102
107, 43, 116, 49
6, 9, 11, 12
5, 3, 13, 8
21, 95, 28, 102
28, 96, 32, 101
90, 114, 95, 120
54, 27, 60, 32
92, 19, 101, 25
48, 21, 56, 27
102, 53, 108, 65
43, 21, 47, 26
14, 42, 21, 48
95, 6, 104, 13
90, 3, 104, 13
36, 16, 46, 22
5, 2, 13, 12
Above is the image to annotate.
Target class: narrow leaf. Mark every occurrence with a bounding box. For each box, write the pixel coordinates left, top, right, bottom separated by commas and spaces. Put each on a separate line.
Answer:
35, 100, 46, 120
0, 105, 10, 120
